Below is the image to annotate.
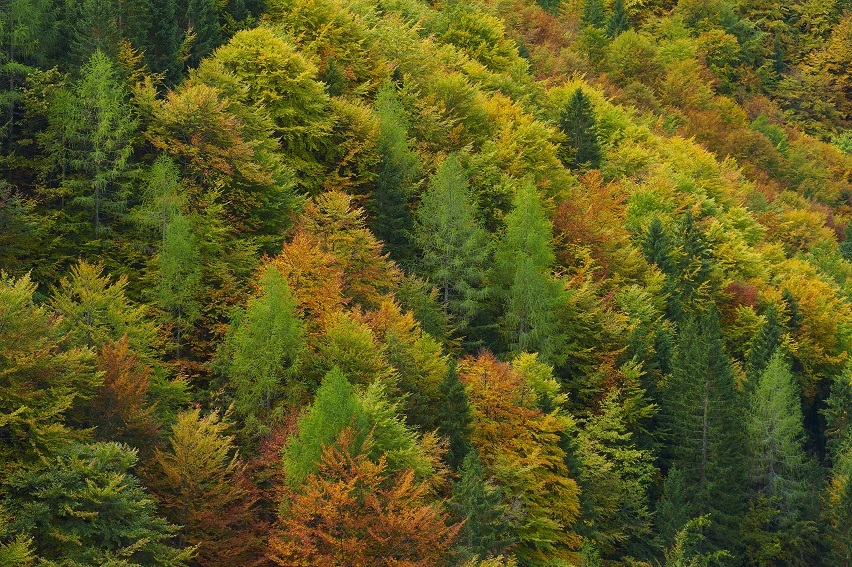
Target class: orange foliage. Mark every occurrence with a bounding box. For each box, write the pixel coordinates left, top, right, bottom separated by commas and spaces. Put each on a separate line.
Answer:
268, 428, 459, 567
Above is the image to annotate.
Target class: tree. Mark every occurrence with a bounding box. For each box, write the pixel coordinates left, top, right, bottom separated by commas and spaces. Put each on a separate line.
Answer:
492, 180, 564, 363
607, 0, 629, 38
184, 0, 221, 68
558, 88, 601, 171
269, 428, 460, 567
582, 0, 606, 28
368, 83, 420, 265
642, 217, 675, 275
415, 154, 490, 336
147, 409, 263, 566
42, 50, 137, 254
0, 272, 98, 476
449, 450, 514, 562
438, 363, 472, 471
148, 0, 182, 83
743, 353, 819, 565
223, 265, 305, 437
826, 442, 852, 566
156, 212, 202, 357
659, 312, 747, 556
745, 306, 783, 386
2, 442, 190, 566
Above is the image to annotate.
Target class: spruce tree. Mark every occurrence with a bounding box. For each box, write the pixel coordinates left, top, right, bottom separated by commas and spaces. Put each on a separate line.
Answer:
449, 450, 513, 561
558, 88, 601, 171
642, 217, 675, 275
148, 0, 182, 83
582, 0, 606, 28
368, 83, 420, 266
660, 311, 747, 556
745, 306, 783, 386
606, 0, 629, 38
184, 0, 221, 68
415, 154, 490, 335
492, 179, 564, 363
438, 362, 472, 471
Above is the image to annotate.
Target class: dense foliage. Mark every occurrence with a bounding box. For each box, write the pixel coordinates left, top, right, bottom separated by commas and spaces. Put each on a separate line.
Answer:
1, 0, 852, 565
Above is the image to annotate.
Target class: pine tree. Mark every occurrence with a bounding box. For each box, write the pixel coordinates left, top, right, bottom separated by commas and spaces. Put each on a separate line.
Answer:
449, 451, 513, 561
659, 312, 747, 556
2, 442, 190, 565
224, 265, 305, 437
415, 154, 490, 331
558, 88, 601, 171
492, 180, 564, 363
607, 0, 629, 37
743, 353, 819, 565
368, 83, 420, 266
148, 409, 263, 565
438, 362, 472, 471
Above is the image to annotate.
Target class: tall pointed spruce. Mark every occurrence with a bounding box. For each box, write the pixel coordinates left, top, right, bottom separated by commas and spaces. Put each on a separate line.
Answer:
558, 88, 601, 171
438, 362, 472, 471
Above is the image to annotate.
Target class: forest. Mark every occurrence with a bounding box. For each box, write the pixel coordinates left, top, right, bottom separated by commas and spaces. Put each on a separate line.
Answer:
0, 0, 851, 565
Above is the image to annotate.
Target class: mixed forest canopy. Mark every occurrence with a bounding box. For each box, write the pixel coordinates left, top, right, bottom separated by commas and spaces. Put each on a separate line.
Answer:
1, 0, 852, 565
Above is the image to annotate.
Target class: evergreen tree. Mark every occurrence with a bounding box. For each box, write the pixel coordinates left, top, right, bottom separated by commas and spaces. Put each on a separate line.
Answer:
659, 312, 747, 556
743, 353, 819, 565
2, 442, 190, 565
492, 180, 564, 363
368, 83, 420, 266
745, 306, 783, 386
224, 265, 305, 437
781, 288, 803, 331
642, 217, 675, 275
415, 154, 490, 335
607, 0, 629, 38
582, 0, 606, 28
63, 0, 121, 64
148, 0, 183, 83
449, 451, 513, 561
184, 0, 221, 68
558, 88, 601, 171
438, 362, 472, 471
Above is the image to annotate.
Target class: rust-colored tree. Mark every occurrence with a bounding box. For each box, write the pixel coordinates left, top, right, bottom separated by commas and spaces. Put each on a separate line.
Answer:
268, 428, 460, 567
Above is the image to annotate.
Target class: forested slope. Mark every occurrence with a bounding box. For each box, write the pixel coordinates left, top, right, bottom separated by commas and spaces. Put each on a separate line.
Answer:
1, 0, 852, 565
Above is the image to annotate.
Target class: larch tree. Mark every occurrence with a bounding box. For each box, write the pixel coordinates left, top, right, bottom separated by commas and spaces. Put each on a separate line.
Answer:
492, 180, 564, 364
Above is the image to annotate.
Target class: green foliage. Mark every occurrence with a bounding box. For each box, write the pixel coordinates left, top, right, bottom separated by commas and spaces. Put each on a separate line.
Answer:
558, 88, 601, 171
582, 0, 606, 28
745, 306, 783, 386
3, 442, 190, 566
607, 0, 630, 38
156, 212, 202, 356
185, 0, 222, 67
223, 265, 305, 437
438, 363, 472, 471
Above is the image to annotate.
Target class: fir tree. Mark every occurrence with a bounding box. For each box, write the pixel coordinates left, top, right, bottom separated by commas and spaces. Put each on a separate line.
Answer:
745, 306, 783, 386
660, 311, 747, 556
184, 0, 221, 68
438, 362, 472, 471
415, 154, 490, 335
558, 88, 601, 171
148, 0, 183, 83
642, 217, 675, 275
582, 0, 606, 28
606, 0, 629, 38
449, 451, 513, 561
368, 83, 420, 266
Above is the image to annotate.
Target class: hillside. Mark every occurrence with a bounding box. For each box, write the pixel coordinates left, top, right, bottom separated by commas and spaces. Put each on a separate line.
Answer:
1, 0, 852, 565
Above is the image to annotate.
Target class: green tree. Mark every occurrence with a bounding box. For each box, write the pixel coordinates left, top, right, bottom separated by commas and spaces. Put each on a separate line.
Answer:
156, 212, 202, 357
184, 0, 221, 67
745, 306, 783, 386
743, 353, 819, 565
582, 0, 606, 28
2, 442, 190, 566
449, 450, 513, 562
607, 0, 630, 38
415, 154, 491, 336
558, 88, 601, 171
438, 362, 472, 471
642, 217, 675, 275
223, 265, 305, 437
659, 312, 747, 556
368, 83, 420, 266
492, 180, 564, 363
148, 0, 183, 83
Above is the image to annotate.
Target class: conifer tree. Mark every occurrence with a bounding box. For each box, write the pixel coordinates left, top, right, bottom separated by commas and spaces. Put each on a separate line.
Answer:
558, 88, 601, 171
450, 450, 513, 562
582, 0, 606, 28
148, 409, 262, 565
743, 353, 819, 565
659, 312, 747, 556
156, 212, 202, 357
224, 265, 305, 437
642, 217, 675, 275
184, 0, 221, 68
745, 306, 783, 385
492, 180, 564, 363
438, 362, 472, 471
607, 0, 629, 37
415, 154, 490, 335
368, 83, 420, 265
148, 0, 183, 83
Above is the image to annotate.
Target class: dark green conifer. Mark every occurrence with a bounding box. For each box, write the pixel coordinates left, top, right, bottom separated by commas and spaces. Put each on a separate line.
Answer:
184, 0, 221, 68
438, 363, 472, 471
606, 0, 629, 38
582, 0, 606, 28
642, 217, 674, 275
745, 306, 782, 385
558, 88, 601, 171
